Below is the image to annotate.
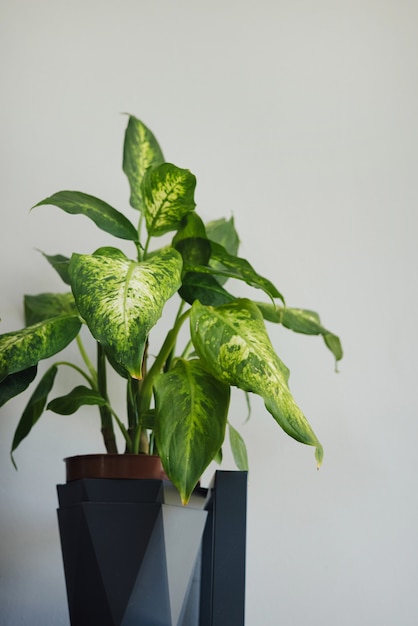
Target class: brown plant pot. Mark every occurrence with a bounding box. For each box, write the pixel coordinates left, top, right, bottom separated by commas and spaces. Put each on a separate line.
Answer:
64, 453, 169, 482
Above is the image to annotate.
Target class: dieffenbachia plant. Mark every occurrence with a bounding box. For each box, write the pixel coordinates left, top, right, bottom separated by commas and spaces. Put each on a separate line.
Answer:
0, 115, 343, 503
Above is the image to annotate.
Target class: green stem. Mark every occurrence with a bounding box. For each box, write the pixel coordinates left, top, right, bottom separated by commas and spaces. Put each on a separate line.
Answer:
54, 360, 96, 388
138, 308, 191, 416
97, 342, 118, 454
76, 335, 98, 386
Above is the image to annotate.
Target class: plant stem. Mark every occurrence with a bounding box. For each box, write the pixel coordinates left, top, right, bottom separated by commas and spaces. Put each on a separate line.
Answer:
138, 308, 191, 416
76, 334, 97, 386
97, 342, 118, 454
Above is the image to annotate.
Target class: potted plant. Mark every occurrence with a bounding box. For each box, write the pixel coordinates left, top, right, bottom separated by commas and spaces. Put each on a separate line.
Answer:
0, 114, 342, 501
0, 115, 342, 624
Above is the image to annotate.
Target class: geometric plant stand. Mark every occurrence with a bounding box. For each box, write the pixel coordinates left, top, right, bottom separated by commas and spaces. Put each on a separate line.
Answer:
57, 471, 247, 626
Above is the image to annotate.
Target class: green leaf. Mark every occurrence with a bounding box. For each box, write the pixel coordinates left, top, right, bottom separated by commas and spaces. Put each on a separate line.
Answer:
206, 217, 240, 284
47, 386, 107, 415
256, 304, 343, 364
123, 115, 165, 211
0, 315, 82, 383
323, 333, 344, 364
179, 272, 236, 306
41, 252, 71, 284
206, 216, 240, 256
69, 248, 183, 379
173, 213, 211, 266
34, 191, 138, 241
24, 292, 77, 326
187, 241, 285, 304
190, 299, 323, 466
0, 366, 37, 408
154, 358, 230, 504
142, 163, 197, 237
228, 423, 249, 471
11, 365, 58, 462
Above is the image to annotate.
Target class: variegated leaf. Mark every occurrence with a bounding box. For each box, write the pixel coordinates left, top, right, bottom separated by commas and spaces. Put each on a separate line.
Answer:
68, 249, 183, 379
154, 358, 230, 504
123, 115, 165, 211
190, 299, 323, 465
142, 163, 196, 236
0, 316, 81, 383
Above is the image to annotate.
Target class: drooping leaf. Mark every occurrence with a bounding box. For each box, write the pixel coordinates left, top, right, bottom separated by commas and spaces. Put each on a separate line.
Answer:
256, 303, 343, 364
47, 386, 107, 415
228, 422, 249, 471
11, 365, 58, 462
0, 315, 81, 383
190, 299, 323, 466
34, 191, 138, 241
41, 252, 71, 284
68, 249, 182, 379
123, 115, 165, 211
0, 366, 37, 408
24, 292, 77, 326
142, 163, 197, 237
154, 358, 230, 504
186, 241, 285, 304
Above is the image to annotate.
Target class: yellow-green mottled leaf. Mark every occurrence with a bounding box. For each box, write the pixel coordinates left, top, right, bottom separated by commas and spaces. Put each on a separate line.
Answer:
142, 163, 196, 236
123, 115, 165, 211
68, 249, 182, 379
0, 316, 81, 383
154, 358, 230, 504
190, 299, 323, 465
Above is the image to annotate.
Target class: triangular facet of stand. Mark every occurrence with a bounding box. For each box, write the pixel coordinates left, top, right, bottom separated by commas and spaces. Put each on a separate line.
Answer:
162, 504, 208, 626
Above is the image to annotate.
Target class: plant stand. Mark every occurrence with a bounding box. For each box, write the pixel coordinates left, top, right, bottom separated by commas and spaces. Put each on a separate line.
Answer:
57, 470, 247, 626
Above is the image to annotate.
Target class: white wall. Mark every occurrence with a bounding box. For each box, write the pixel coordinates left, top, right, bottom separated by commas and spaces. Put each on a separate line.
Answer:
1, 1, 418, 624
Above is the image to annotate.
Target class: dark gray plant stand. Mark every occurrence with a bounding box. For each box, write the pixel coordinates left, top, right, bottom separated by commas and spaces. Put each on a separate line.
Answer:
57, 470, 247, 626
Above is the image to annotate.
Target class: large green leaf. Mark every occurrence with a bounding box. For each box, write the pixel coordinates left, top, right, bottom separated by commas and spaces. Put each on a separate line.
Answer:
34, 191, 138, 241
190, 299, 323, 465
142, 163, 197, 236
256, 303, 343, 364
0, 366, 37, 408
11, 365, 58, 463
123, 115, 165, 211
154, 358, 230, 504
68, 248, 183, 379
0, 316, 81, 383
48, 386, 107, 415
24, 292, 77, 326
186, 241, 285, 304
